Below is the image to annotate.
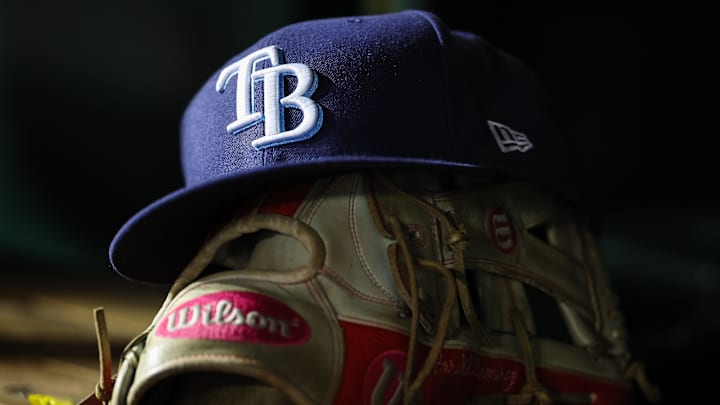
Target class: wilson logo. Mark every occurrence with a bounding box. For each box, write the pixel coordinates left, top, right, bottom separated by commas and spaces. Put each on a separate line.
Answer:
156, 291, 310, 345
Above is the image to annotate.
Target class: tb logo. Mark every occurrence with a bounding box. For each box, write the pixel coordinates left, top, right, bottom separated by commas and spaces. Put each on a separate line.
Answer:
215, 45, 323, 150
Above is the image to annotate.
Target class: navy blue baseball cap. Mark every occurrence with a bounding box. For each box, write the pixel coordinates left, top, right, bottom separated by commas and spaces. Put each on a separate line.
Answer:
110, 9, 579, 284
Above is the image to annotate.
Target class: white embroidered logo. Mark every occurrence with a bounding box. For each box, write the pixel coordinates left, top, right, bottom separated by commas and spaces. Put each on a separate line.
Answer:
487, 120, 533, 153
215, 45, 323, 150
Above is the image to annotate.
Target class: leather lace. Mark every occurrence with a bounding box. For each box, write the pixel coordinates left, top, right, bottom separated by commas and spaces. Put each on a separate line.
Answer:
377, 174, 491, 404
388, 215, 457, 405
92, 307, 113, 405
376, 174, 594, 405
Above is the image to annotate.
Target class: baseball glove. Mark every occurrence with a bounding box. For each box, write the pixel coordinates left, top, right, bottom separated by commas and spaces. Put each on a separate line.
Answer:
80, 172, 660, 405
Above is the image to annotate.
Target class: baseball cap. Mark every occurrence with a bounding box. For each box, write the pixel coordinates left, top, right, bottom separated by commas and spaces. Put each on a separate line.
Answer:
109, 9, 578, 284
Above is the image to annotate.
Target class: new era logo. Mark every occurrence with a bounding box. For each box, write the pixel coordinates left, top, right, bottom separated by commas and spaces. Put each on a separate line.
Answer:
487, 120, 533, 153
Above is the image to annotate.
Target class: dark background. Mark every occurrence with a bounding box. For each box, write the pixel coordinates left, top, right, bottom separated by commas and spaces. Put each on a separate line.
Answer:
1, 0, 717, 403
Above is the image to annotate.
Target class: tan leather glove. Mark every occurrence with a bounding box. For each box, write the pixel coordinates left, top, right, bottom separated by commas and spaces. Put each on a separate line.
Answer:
82, 172, 660, 405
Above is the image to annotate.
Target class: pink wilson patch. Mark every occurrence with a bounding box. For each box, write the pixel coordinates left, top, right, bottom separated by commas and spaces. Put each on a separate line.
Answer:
156, 291, 311, 345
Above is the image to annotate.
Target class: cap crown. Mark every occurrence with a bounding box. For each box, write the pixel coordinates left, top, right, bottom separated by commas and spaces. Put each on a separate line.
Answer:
179, 10, 575, 198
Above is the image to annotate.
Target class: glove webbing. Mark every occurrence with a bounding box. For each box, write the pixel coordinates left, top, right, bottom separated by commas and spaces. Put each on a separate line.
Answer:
376, 174, 596, 405
374, 173, 490, 346
387, 215, 456, 405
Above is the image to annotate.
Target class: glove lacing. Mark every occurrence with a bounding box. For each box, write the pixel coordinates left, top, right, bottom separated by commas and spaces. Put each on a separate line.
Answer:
377, 174, 494, 404
388, 215, 457, 405
377, 174, 568, 405
90, 307, 113, 405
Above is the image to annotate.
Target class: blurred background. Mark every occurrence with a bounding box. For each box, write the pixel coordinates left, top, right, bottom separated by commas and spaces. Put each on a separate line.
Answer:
1, 0, 717, 404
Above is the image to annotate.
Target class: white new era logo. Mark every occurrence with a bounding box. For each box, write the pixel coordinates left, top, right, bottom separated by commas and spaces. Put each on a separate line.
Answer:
487, 120, 533, 153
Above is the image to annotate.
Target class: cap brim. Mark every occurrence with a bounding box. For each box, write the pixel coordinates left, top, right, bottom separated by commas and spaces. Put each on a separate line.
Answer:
110, 157, 500, 284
